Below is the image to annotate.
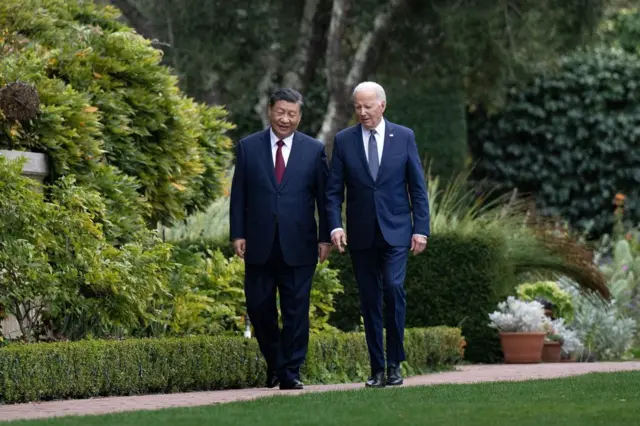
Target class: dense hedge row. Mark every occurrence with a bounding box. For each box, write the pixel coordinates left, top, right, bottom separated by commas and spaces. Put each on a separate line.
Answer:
329, 232, 515, 363
468, 46, 640, 236
0, 327, 463, 404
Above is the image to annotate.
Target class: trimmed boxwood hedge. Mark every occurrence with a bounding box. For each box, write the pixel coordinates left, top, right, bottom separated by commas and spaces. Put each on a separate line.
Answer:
329, 232, 516, 364
0, 327, 463, 404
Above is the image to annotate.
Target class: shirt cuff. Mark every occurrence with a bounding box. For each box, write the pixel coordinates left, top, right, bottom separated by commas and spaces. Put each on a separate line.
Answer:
330, 228, 344, 236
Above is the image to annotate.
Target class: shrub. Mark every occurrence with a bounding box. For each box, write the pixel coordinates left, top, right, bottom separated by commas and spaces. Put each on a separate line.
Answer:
0, 0, 234, 236
0, 156, 173, 341
559, 277, 637, 361
468, 46, 640, 237
0, 327, 464, 403
165, 239, 344, 335
329, 232, 515, 364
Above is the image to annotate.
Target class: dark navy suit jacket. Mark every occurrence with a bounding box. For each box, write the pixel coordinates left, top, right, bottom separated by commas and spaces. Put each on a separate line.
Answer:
229, 129, 330, 266
325, 119, 430, 250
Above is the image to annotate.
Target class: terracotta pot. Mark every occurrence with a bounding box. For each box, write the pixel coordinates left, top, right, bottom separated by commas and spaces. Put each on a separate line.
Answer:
542, 341, 562, 363
499, 332, 546, 363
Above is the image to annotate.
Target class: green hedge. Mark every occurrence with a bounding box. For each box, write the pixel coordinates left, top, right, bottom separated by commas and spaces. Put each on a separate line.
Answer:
0, 327, 463, 404
329, 232, 515, 364
468, 46, 640, 236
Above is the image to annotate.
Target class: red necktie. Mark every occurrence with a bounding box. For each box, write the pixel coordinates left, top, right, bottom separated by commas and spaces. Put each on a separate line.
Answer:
275, 140, 285, 184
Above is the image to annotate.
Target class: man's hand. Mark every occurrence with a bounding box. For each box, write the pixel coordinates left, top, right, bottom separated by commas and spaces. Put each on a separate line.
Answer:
410, 234, 427, 256
331, 230, 348, 253
233, 238, 246, 259
318, 243, 332, 263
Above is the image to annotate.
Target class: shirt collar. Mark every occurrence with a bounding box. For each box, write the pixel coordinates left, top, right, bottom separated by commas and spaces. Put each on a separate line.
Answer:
270, 128, 294, 147
362, 119, 385, 137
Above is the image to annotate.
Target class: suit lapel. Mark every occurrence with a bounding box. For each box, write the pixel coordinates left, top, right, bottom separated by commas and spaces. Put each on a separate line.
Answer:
353, 124, 374, 183
376, 119, 395, 182
261, 129, 277, 188
278, 131, 301, 189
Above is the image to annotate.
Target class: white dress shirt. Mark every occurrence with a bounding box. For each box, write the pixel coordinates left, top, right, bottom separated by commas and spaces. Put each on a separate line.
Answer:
270, 128, 293, 166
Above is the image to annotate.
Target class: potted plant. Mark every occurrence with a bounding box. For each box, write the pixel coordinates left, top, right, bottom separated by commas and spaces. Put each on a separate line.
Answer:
548, 317, 583, 362
488, 296, 548, 363
542, 323, 563, 362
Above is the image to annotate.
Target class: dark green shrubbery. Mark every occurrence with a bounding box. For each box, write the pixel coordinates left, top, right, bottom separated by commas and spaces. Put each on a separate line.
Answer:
468, 46, 640, 236
329, 232, 515, 364
0, 327, 464, 403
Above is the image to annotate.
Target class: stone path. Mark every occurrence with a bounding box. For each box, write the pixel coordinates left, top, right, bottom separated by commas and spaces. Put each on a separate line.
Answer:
2, 362, 640, 422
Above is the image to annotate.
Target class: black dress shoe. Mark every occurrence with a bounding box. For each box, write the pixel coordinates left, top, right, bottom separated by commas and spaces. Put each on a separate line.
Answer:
279, 379, 304, 390
365, 371, 386, 388
265, 373, 280, 388
386, 365, 403, 386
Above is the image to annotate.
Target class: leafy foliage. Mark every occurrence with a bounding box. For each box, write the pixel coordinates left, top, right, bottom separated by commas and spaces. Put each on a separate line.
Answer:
0, 156, 173, 341
469, 44, 640, 237
559, 277, 637, 360
0, 327, 464, 403
517, 281, 575, 322
0, 0, 234, 233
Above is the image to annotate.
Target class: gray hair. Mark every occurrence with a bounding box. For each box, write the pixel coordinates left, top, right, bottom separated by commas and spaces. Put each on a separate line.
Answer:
352, 81, 386, 102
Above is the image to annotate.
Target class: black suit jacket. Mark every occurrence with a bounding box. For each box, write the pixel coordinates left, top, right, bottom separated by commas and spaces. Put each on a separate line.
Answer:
229, 129, 329, 266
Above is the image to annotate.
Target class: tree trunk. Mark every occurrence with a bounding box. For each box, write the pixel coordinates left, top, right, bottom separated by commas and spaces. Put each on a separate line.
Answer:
316, 0, 408, 149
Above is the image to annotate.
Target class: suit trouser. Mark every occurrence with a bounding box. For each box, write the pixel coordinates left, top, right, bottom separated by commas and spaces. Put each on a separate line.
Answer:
350, 223, 409, 374
244, 230, 316, 383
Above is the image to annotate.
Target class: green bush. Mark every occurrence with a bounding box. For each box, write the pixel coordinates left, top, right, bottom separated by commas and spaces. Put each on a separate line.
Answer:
329, 232, 515, 364
0, 156, 250, 342
166, 237, 344, 335
0, 156, 175, 341
468, 46, 640, 236
0, 327, 464, 403
0, 0, 234, 237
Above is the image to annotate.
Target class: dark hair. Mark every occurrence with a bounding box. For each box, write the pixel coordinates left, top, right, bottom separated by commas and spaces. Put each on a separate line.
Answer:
269, 88, 304, 109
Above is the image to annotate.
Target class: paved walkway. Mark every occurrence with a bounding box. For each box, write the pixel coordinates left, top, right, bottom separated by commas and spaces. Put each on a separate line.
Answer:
2, 362, 640, 422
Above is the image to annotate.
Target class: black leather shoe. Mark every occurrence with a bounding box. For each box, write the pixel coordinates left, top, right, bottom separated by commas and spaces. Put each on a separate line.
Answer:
265, 372, 279, 388
279, 379, 304, 390
386, 365, 403, 386
365, 371, 386, 388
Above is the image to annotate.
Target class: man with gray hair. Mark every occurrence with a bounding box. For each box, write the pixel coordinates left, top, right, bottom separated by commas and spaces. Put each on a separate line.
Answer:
326, 81, 430, 388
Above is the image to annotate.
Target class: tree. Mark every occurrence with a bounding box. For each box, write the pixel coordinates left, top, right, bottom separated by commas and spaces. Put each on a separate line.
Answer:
107, 0, 606, 176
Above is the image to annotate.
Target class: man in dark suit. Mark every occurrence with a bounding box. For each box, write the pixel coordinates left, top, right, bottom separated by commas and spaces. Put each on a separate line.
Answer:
326, 81, 430, 388
229, 88, 331, 390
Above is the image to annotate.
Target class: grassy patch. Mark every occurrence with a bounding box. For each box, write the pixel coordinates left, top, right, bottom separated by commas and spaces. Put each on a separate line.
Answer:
11, 371, 640, 425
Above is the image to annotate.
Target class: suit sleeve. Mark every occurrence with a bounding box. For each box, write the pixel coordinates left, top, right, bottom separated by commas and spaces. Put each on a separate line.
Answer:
325, 135, 345, 232
316, 144, 330, 243
406, 130, 430, 236
229, 140, 246, 241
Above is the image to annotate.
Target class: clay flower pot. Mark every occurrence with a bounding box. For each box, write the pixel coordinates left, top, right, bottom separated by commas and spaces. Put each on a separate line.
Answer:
542, 340, 562, 363
499, 332, 546, 363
